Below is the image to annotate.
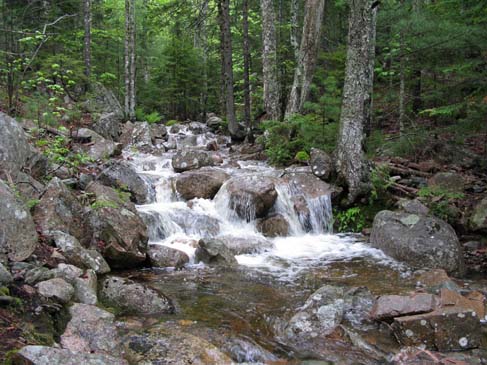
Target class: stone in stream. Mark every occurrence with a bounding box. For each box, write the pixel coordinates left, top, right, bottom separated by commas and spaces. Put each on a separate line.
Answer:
166, 209, 221, 239
171, 149, 214, 172
148, 244, 189, 269
256, 213, 290, 237
98, 160, 153, 204
216, 235, 273, 255
371, 293, 438, 320
392, 306, 482, 351
310, 147, 334, 181
175, 167, 230, 200
61, 303, 123, 357
50, 231, 110, 274
72, 128, 121, 160
33, 178, 92, 246
99, 276, 174, 315
224, 175, 278, 220
89, 205, 148, 269
195, 239, 238, 266
0, 180, 39, 263
206, 114, 223, 130
13, 346, 128, 365
370, 210, 465, 275
123, 324, 232, 365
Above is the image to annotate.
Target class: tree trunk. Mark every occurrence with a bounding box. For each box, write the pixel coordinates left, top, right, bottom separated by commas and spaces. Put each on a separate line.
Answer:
83, 0, 91, 91
261, 0, 280, 120
335, 0, 378, 204
290, 0, 300, 62
217, 0, 240, 138
286, 0, 325, 117
197, 0, 210, 123
243, 0, 253, 140
124, 0, 136, 121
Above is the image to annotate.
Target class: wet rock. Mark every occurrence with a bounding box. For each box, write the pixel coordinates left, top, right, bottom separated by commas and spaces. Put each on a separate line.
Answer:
98, 160, 153, 204
89, 205, 148, 269
124, 325, 232, 365
370, 210, 464, 275
50, 231, 110, 274
188, 121, 207, 134
72, 128, 121, 160
310, 148, 334, 180
256, 213, 290, 237
0, 112, 34, 175
171, 150, 214, 172
150, 123, 167, 140
371, 293, 437, 320
93, 112, 122, 141
0, 263, 13, 284
166, 209, 220, 239
282, 172, 335, 200
216, 235, 273, 255
36, 278, 74, 304
428, 172, 465, 193
440, 288, 485, 318
61, 303, 122, 356
175, 167, 230, 200
342, 287, 376, 329
469, 196, 487, 232
33, 178, 91, 246
0, 180, 38, 263
121, 121, 153, 150
148, 244, 189, 269
13, 345, 127, 365
195, 239, 238, 266
398, 199, 430, 215
99, 276, 174, 315
224, 175, 278, 220
392, 307, 482, 351
86, 181, 136, 212
286, 285, 345, 340
73, 270, 98, 305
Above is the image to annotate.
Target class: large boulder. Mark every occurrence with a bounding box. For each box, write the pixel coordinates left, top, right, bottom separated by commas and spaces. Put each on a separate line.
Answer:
13, 346, 127, 365
36, 278, 74, 304
310, 148, 334, 181
98, 161, 153, 204
99, 276, 174, 315
370, 211, 464, 275
0, 112, 34, 175
93, 112, 122, 141
119, 121, 153, 150
50, 231, 110, 274
175, 167, 230, 200
166, 209, 220, 239
148, 244, 189, 269
89, 205, 148, 269
0, 180, 38, 263
61, 303, 123, 357
216, 235, 273, 255
83, 83, 124, 117
33, 178, 92, 246
469, 196, 487, 232
72, 128, 121, 161
195, 239, 238, 266
86, 181, 136, 212
123, 325, 232, 365
223, 175, 278, 220
206, 114, 223, 130
171, 150, 214, 172
256, 213, 290, 237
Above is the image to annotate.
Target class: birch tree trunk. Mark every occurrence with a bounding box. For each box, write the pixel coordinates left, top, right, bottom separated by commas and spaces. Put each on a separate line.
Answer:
290, 0, 300, 63
124, 0, 136, 121
217, 0, 240, 138
243, 0, 253, 139
335, 0, 378, 204
286, 0, 325, 117
261, 0, 280, 120
83, 0, 92, 91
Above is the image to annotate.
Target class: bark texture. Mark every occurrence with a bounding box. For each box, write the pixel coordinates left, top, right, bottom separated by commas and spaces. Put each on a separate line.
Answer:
124, 0, 136, 121
261, 0, 280, 120
217, 0, 240, 138
243, 0, 252, 138
335, 0, 378, 204
83, 0, 92, 88
286, 0, 325, 117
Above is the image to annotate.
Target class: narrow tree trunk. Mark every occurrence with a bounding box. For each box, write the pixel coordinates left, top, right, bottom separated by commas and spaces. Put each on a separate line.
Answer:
217, 0, 240, 138
197, 0, 210, 123
261, 0, 280, 120
243, 0, 252, 140
398, 28, 406, 136
125, 0, 136, 121
335, 0, 378, 204
83, 0, 92, 91
286, 0, 325, 117
290, 0, 300, 62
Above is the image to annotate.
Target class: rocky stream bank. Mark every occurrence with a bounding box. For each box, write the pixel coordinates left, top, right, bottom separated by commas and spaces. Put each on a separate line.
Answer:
0, 91, 486, 365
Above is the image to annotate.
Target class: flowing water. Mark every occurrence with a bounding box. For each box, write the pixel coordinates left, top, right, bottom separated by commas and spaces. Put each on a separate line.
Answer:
123, 123, 416, 364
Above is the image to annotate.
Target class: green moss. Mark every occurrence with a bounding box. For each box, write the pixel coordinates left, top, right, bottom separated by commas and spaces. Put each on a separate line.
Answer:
91, 199, 119, 210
